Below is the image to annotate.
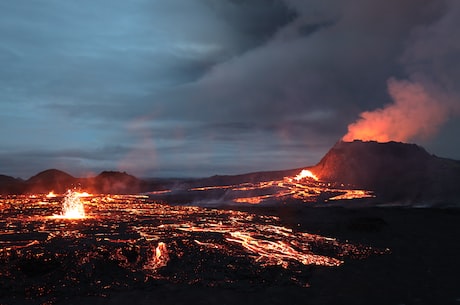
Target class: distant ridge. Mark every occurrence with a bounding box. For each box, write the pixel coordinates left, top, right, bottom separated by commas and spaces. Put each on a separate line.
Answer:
87, 171, 141, 194
1, 141, 459, 206
0, 174, 23, 194
187, 168, 304, 188
26, 169, 76, 193
0, 170, 145, 194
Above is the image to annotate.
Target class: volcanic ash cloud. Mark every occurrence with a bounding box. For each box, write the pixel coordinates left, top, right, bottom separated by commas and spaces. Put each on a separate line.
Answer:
343, 78, 454, 143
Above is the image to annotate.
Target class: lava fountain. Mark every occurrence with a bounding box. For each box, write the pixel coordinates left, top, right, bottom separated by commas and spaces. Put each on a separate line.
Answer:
52, 190, 88, 219
144, 242, 170, 270
294, 169, 318, 181
46, 191, 57, 198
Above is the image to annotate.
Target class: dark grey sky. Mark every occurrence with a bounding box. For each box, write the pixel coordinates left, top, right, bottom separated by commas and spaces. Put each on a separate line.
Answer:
1, 0, 459, 178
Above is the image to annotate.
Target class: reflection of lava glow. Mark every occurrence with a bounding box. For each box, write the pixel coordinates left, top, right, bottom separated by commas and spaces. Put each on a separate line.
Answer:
52, 190, 87, 219
294, 169, 319, 181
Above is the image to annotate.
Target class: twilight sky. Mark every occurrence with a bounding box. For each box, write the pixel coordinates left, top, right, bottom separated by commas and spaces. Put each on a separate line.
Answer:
1, 0, 459, 178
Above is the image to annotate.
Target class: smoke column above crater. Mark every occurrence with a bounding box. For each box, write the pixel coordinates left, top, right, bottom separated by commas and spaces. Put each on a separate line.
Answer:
343, 78, 453, 143
343, 0, 460, 144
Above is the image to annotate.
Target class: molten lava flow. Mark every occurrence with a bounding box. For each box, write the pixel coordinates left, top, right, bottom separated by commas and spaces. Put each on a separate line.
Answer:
46, 191, 57, 198
226, 231, 342, 267
145, 242, 169, 270
224, 170, 373, 204
179, 222, 351, 268
294, 169, 318, 181
53, 190, 86, 219
329, 190, 375, 201
74, 191, 92, 197
234, 197, 264, 204
0, 194, 388, 293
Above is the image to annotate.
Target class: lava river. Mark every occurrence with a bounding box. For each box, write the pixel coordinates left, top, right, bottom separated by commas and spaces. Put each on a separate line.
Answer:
0, 193, 388, 300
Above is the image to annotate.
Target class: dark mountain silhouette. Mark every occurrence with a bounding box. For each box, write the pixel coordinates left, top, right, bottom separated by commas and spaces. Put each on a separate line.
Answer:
312, 140, 460, 204
187, 168, 303, 188
1, 141, 459, 206
26, 169, 77, 193
0, 174, 24, 194
0, 170, 144, 195
85, 171, 142, 194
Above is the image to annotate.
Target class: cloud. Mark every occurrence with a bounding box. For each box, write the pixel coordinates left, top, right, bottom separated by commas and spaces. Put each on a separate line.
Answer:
1, 0, 459, 178
343, 78, 453, 142
147, 0, 448, 140
0, 145, 129, 178
343, 0, 460, 144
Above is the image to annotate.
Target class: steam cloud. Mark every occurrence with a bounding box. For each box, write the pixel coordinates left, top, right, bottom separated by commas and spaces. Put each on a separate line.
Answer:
343, 0, 460, 143
343, 79, 452, 142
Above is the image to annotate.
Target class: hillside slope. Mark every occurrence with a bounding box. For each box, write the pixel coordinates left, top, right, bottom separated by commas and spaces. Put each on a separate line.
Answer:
312, 140, 460, 204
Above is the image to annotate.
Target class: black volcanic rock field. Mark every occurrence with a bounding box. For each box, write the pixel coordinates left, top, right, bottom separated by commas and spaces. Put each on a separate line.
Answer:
1, 141, 459, 305
0, 196, 459, 305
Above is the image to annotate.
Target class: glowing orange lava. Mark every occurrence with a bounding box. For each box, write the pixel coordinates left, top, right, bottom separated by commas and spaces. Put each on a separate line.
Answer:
0, 193, 388, 292
226, 231, 342, 267
234, 197, 264, 204
46, 191, 57, 198
182, 169, 374, 205
342, 79, 449, 143
52, 190, 87, 219
145, 242, 169, 270
329, 190, 374, 201
294, 169, 318, 181
74, 191, 92, 197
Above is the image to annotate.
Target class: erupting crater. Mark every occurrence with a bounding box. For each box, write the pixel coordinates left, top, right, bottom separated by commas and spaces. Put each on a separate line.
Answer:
294, 169, 318, 181
51, 190, 90, 219
187, 167, 374, 205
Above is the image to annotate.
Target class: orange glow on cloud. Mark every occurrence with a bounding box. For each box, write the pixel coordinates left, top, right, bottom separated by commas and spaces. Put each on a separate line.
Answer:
343, 79, 450, 142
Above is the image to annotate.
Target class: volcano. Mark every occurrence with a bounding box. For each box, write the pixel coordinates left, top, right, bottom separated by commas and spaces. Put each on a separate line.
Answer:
312, 140, 460, 205
140, 140, 459, 207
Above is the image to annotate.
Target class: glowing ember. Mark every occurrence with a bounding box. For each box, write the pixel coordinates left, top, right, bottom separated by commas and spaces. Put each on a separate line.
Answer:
53, 190, 86, 219
294, 169, 319, 181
